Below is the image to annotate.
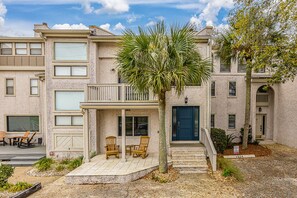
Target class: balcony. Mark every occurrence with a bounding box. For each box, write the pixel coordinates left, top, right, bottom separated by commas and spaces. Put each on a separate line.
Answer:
82, 84, 158, 109
0, 56, 45, 66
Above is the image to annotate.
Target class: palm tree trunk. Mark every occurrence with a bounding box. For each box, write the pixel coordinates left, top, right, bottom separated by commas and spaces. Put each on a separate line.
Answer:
243, 65, 252, 149
158, 91, 168, 173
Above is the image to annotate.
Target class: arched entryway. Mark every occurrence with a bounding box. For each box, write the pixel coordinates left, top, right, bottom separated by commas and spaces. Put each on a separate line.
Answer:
255, 85, 275, 140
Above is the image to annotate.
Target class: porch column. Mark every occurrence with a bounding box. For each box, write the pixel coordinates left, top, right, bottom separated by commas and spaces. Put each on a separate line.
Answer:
83, 109, 90, 163
121, 109, 126, 161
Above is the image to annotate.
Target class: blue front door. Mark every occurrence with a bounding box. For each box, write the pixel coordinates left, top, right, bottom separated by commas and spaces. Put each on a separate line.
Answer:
172, 106, 200, 141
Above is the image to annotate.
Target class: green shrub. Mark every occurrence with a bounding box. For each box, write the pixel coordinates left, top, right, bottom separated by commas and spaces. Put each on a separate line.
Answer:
55, 165, 65, 172
59, 159, 71, 165
8, 182, 32, 193
240, 127, 252, 143
217, 157, 244, 182
67, 156, 83, 171
210, 128, 227, 153
226, 133, 237, 148
0, 164, 14, 187
34, 158, 54, 172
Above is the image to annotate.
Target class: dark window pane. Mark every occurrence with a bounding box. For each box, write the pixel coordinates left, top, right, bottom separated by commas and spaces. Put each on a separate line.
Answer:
194, 107, 199, 138
229, 82, 236, 96
228, 115, 236, 129
6, 87, 14, 95
7, 116, 39, 132
211, 81, 215, 96
220, 63, 231, 73
172, 107, 177, 138
134, 117, 148, 136
118, 117, 133, 136
211, 114, 215, 128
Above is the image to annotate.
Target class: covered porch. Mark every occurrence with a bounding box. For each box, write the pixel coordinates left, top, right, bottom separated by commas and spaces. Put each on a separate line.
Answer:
65, 153, 170, 184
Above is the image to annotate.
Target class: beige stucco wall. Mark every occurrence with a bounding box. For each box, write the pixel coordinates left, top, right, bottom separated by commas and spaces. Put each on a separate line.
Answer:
0, 71, 44, 141
276, 80, 297, 149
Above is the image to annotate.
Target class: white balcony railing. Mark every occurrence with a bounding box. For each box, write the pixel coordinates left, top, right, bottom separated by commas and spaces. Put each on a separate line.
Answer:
86, 84, 156, 102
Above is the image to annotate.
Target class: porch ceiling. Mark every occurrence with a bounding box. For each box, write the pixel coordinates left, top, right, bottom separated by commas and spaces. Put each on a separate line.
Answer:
80, 102, 159, 110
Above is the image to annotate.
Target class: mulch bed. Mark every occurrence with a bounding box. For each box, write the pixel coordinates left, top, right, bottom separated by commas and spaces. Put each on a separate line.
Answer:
223, 144, 272, 157
144, 166, 179, 183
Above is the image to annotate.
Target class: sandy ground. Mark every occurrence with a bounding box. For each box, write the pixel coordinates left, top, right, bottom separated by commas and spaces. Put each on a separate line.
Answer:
233, 144, 297, 198
31, 174, 241, 198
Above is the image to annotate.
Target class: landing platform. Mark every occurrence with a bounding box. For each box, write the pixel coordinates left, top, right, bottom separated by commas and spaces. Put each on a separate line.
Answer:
66, 153, 171, 184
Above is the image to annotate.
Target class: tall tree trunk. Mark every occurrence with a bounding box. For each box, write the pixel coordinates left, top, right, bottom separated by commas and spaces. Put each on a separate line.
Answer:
158, 91, 168, 173
243, 65, 252, 149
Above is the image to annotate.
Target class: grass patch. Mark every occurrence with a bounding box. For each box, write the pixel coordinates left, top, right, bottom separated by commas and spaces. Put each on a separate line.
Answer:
34, 158, 54, 172
55, 165, 65, 172
67, 156, 83, 171
7, 182, 32, 193
217, 157, 244, 182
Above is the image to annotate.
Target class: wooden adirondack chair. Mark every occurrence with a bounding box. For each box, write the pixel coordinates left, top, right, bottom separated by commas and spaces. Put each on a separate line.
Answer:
105, 136, 120, 159
0, 131, 7, 146
18, 132, 36, 148
132, 136, 150, 159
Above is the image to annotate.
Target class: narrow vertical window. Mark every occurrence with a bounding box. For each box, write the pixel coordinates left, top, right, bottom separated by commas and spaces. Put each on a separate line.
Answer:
211, 81, 215, 96
229, 81, 236, 96
6, 79, 14, 95
211, 114, 215, 128
30, 79, 38, 95
228, 114, 236, 129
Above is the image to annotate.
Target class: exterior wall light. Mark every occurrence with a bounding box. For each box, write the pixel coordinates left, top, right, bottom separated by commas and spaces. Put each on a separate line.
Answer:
185, 96, 188, 104
259, 107, 262, 112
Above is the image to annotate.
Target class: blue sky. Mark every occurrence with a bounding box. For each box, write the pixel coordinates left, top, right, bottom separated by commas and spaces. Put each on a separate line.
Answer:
0, 0, 233, 36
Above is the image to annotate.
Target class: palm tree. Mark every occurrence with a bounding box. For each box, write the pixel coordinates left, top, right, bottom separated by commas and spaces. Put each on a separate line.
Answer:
117, 22, 212, 173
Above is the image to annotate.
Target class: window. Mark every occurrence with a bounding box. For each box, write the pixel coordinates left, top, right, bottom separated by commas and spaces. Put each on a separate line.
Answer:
30, 79, 38, 95
54, 66, 87, 77
6, 79, 14, 95
220, 60, 231, 73
55, 91, 84, 111
229, 81, 236, 96
237, 58, 246, 73
15, 43, 27, 55
118, 116, 148, 136
7, 116, 39, 132
54, 43, 87, 61
211, 81, 215, 96
0, 43, 12, 55
228, 114, 236, 129
55, 115, 83, 126
211, 114, 215, 128
30, 43, 42, 55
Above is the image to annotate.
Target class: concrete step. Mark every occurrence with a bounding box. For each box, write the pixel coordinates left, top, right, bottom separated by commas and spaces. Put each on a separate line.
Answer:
172, 159, 207, 166
179, 169, 208, 174
173, 164, 208, 168
10, 155, 45, 161
172, 152, 205, 157
2, 161, 37, 167
172, 155, 206, 160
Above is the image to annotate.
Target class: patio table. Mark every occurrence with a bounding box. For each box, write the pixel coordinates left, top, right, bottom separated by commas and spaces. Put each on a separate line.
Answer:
126, 145, 135, 155
8, 136, 22, 146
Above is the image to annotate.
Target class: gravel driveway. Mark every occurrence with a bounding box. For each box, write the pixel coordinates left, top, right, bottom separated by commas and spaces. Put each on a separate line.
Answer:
233, 144, 297, 198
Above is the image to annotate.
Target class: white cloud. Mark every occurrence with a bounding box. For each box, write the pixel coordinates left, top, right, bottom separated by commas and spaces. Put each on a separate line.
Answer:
215, 23, 229, 33
100, 23, 110, 31
146, 21, 157, 27
190, 15, 202, 29
0, 1, 7, 27
126, 13, 142, 23
93, 0, 129, 14
189, 0, 234, 28
0, 19, 34, 37
155, 16, 165, 21
175, 3, 204, 11
113, 22, 125, 31
52, 23, 88, 29
82, 1, 94, 14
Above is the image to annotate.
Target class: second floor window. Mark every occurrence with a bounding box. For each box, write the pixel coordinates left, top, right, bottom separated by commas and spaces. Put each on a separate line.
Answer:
30, 79, 38, 95
211, 81, 215, 96
6, 79, 14, 95
220, 60, 231, 73
229, 81, 236, 96
54, 66, 87, 77
211, 114, 215, 128
55, 91, 84, 111
15, 43, 27, 55
0, 43, 12, 55
238, 58, 246, 73
30, 43, 42, 55
54, 42, 87, 61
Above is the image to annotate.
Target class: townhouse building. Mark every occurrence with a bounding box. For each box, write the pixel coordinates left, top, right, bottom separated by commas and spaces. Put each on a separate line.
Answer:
0, 23, 296, 159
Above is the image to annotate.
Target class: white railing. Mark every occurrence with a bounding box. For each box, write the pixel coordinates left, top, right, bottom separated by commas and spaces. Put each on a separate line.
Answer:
201, 128, 217, 171
86, 84, 156, 102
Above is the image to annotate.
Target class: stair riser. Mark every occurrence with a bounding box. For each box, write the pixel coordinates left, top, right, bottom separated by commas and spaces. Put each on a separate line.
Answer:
173, 161, 207, 166
172, 156, 206, 160
175, 167, 208, 173
172, 151, 205, 155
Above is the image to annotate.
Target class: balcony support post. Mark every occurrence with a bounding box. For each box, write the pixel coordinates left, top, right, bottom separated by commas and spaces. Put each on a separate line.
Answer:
121, 109, 126, 162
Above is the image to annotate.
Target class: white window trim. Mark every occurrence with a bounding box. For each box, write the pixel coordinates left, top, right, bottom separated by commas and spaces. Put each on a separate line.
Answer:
228, 114, 236, 130
53, 89, 84, 113
228, 81, 237, 97
53, 65, 88, 78
5, 115, 40, 133
30, 78, 39, 96
53, 41, 88, 62
5, 78, 15, 97
54, 115, 83, 127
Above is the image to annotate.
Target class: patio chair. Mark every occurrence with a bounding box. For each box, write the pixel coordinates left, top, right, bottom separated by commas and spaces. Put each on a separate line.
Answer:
131, 136, 150, 159
18, 131, 36, 148
105, 136, 119, 159
0, 131, 7, 146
